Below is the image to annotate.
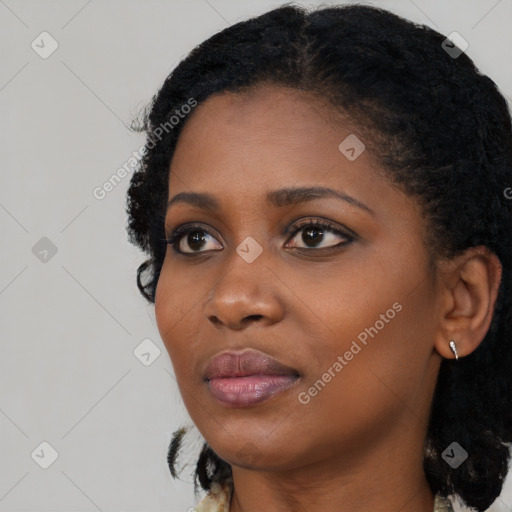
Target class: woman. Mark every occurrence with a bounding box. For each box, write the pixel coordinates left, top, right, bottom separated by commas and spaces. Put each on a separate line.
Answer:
126, 4, 512, 511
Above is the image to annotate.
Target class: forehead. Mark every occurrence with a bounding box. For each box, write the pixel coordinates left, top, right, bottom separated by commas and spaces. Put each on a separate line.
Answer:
168, 85, 385, 197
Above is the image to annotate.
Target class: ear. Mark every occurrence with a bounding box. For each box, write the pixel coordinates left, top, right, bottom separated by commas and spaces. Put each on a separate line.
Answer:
433, 246, 502, 360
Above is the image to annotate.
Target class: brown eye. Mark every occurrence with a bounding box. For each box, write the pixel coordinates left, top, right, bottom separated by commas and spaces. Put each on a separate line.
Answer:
167, 225, 222, 254
286, 219, 354, 250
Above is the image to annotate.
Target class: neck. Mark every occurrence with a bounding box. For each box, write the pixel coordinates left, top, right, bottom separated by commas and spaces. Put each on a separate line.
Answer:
228, 411, 435, 512
229, 461, 434, 512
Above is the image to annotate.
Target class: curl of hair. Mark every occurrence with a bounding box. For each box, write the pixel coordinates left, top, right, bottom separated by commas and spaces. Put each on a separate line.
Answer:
126, 4, 512, 510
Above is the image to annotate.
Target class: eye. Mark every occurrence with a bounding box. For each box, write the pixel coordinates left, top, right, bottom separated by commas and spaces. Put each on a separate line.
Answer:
285, 218, 354, 250
166, 224, 222, 255
165, 218, 355, 256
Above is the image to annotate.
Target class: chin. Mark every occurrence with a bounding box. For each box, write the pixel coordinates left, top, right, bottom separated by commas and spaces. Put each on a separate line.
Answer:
213, 437, 304, 472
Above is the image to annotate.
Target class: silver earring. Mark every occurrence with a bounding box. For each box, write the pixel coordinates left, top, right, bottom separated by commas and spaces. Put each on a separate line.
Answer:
449, 340, 459, 360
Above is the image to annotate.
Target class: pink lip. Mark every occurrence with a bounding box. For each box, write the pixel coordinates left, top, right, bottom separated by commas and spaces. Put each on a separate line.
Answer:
203, 349, 301, 408
207, 374, 300, 408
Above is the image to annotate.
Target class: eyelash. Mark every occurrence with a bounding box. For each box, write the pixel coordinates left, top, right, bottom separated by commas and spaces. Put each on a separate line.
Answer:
165, 218, 355, 256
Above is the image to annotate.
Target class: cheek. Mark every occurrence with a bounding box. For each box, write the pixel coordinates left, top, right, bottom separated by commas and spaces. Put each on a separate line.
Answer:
298, 253, 410, 349
154, 263, 174, 349
317, 277, 435, 421
301, 244, 434, 394
154, 259, 196, 371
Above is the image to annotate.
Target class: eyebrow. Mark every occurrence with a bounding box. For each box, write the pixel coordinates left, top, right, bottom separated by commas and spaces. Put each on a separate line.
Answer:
166, 186, 374, 215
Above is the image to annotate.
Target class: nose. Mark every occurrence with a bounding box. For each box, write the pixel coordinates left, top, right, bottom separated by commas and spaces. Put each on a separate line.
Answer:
203, 257, 284, 331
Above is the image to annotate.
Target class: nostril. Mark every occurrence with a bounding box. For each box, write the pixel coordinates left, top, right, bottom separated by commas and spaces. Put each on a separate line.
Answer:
208, 315, 222, 325
243, 314, 263, 323
207, 314, 264, 328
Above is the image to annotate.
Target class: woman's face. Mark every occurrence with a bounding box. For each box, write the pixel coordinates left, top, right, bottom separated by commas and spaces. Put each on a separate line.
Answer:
155, 84, 443, 472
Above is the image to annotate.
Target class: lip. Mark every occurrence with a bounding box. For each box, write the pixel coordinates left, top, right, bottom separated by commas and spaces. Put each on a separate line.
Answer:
204, 349, 301, 408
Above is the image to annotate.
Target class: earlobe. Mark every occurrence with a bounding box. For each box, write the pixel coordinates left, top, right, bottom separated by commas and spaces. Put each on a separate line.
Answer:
434, 246, 502, 360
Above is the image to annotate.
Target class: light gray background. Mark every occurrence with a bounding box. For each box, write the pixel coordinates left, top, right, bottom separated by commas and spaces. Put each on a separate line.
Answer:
1, 0, 511, 511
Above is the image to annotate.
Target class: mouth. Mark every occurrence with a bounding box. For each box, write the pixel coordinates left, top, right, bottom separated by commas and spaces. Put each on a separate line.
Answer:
203, 349, 301, 408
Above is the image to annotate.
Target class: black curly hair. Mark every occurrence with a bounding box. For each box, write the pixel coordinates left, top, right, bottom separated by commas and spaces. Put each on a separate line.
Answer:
125, 3, 512, 510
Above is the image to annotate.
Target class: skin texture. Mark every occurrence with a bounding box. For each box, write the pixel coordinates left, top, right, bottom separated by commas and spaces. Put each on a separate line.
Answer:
154, 84, 502, 512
